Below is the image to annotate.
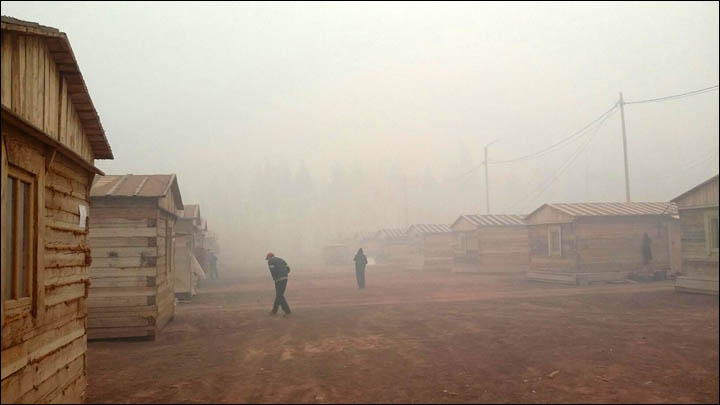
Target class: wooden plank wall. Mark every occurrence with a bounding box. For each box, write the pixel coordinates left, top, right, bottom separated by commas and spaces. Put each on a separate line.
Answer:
173, 235, 192, 297
421, 233, 455, 271
2, 129, 91, 404
0, 31, 93, 164
87, 199, 165, 340
455, 227, 530, 273
679, 208, 719, 279
575, 217, 672, 273
675, 179, 719, 209
155, 210, 176, 331
528, 223, 577, 272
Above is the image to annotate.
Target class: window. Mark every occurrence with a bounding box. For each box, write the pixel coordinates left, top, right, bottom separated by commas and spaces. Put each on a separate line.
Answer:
548, 226, 562, 257
706, 212, 719, 253
3, 165, 36, 315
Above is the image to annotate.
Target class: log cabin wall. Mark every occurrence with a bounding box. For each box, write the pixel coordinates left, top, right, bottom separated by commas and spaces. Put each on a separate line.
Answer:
574, 216, 673, 273
2, 17, 113, 404
528, 222, 578, 273
87, 197, 176, 340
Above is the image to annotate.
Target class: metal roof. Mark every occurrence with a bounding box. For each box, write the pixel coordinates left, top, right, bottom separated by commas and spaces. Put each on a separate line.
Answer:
90, 174, 183, 209
407, 224, 452, 234
528, 202, 678, 219
453, 214, 526, 228
354, 231, 377, 241
2, 16, 113, 159
376, 228, 406, 239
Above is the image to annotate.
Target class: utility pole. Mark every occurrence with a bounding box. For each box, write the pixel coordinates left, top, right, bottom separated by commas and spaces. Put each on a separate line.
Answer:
618, 92, 631, 202
483, 140, 499, 214
402, 175, 409, 228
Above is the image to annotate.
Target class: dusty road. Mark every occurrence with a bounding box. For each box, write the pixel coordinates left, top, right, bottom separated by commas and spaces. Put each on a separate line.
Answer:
88, 270, 719, 404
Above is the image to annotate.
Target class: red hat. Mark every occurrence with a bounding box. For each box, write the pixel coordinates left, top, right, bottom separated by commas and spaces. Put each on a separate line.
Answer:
265, 252, 274, 260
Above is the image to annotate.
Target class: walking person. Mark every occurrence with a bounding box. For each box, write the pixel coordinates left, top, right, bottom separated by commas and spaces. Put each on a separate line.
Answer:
642, 233, 653, 266
354, 248, 368, 289
266, 252, 292, 317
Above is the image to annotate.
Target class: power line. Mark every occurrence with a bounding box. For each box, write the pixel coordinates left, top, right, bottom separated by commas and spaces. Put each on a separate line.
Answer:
624, 85, 719, 105
489, 103, 619, 164
508, 108, 618, 212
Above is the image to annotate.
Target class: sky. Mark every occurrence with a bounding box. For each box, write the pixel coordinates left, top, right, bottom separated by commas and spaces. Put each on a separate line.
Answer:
2, 1, 718, 269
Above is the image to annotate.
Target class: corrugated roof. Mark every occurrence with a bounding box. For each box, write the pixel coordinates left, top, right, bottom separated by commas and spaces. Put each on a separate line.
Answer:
529, 202, 678, 219
454, 214, 526, 227
354, 231, 377, 241
90, 174, 183, 209
408, 224, 452, 234
376, 228, 406, 239
2, 16, 113, 159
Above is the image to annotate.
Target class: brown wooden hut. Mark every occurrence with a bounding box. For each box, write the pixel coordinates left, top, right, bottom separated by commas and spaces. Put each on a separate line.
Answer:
1, 16, 114, 403
450, 214, 529, 273
524, 202, 678, 285
87, 174, 183, 340
406, 224, 454, 271
174, 204, 205, 300
672, 175, 719, 295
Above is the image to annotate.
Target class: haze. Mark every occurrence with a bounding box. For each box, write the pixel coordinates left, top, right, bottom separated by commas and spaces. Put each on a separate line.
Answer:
2, 1, 717, 272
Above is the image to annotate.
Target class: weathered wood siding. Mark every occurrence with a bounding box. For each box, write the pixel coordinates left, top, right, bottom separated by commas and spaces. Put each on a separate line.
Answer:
674, 178, 719, 210
454, 226, 529, 273
678, 207, 719, 279
87, 199, 176, 340
2, 127, 91, 404
574, 216, 672, 273
528, 223, 577, 272
0, 30, 93, 163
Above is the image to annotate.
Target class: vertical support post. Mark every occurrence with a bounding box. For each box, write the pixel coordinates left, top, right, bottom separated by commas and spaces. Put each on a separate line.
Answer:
619, 92, 631, 202
484, 146, 490, 214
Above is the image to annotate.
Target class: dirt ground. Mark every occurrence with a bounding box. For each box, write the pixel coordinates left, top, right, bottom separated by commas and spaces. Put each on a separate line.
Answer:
87, 270, 719, 404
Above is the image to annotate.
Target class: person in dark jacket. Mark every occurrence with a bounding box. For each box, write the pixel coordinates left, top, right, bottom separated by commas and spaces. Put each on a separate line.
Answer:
642, 233, 652, 265
266, 252, 291, 317
353, 248, 368, 289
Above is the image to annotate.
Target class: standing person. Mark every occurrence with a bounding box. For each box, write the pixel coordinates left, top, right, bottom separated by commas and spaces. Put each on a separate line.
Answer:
266, 252, 292, 317
354, 248, 368, 289
642, 233, 653, 266
209, 252, 219, 280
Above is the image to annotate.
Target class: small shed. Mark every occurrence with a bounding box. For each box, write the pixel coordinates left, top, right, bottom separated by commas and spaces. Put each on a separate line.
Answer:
672, 175, 719, 295
374, 228, 411, 269
174, 204, 205, 300
1, 16, 113, 403
406, 224, 454, 271
87, 174, 183, 340
525, 202, 678, 284
450, 214, 529, 273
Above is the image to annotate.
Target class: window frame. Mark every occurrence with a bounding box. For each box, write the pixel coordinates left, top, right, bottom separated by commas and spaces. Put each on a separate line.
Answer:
3, 164, 37, 317
705, 211, 719, 254
548, 225, 562, 257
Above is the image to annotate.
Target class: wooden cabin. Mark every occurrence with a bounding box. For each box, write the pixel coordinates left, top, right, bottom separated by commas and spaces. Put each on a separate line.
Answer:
672, 175, 719, 295
1, 17, 114, 403
406, 224, 454, 271
525, 202, 678, 285
450, 214, 529, 273
87, 174, 183, 340
174, 204, 205, 301
352, 231, 380, 263
374, 228, 410, 269
191, 217, 210, 275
